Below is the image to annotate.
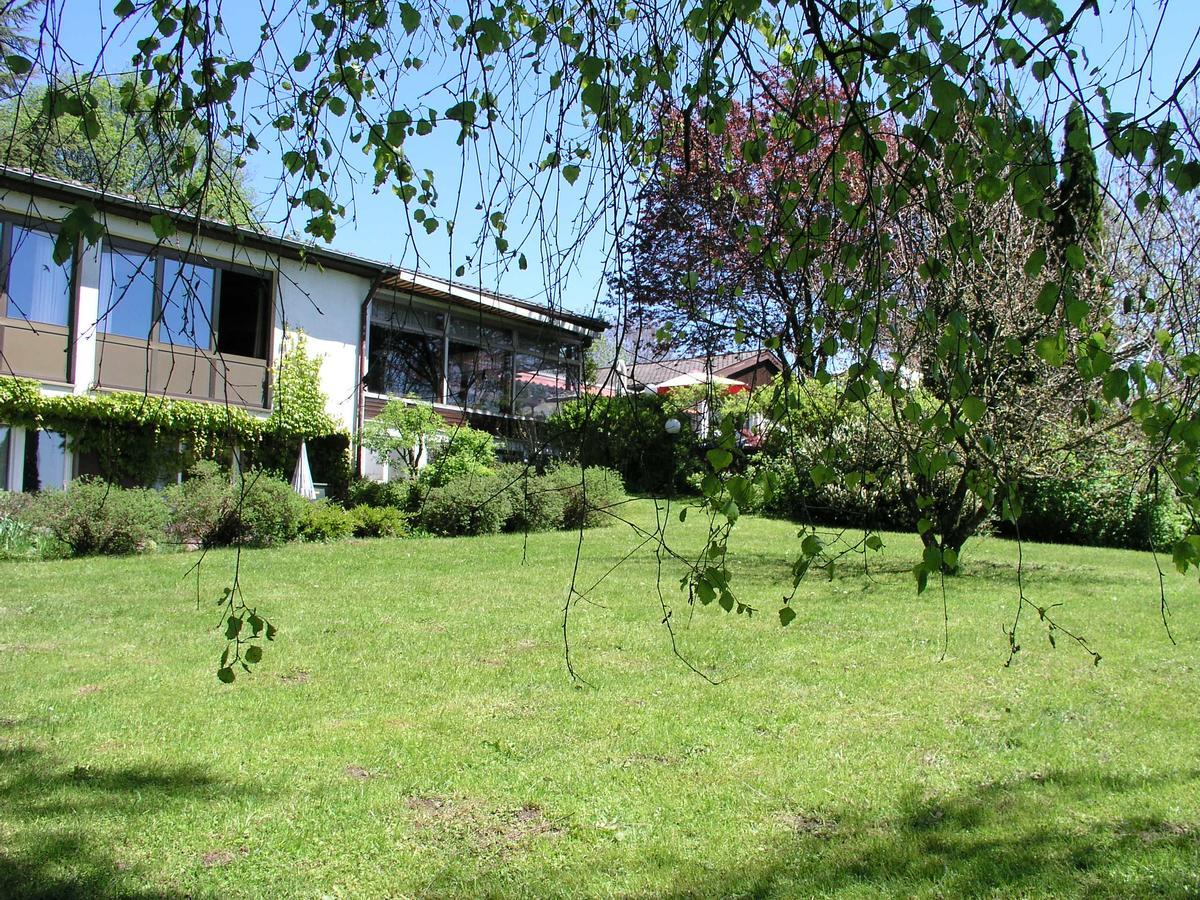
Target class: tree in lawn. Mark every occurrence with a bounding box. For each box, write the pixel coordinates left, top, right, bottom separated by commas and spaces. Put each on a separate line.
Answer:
0, 75, 256, 224
11, 0, 1200, 671
361, 398, 444, 482
876, 119, 1109, 576
612, 75, 890, 377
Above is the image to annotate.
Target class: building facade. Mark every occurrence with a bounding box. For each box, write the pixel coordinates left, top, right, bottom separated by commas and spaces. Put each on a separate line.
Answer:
0, 170, 604, 492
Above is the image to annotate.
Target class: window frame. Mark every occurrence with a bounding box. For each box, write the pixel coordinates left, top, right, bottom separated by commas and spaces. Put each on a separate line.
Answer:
0, 215, 77, 331
98, 235, 274, 361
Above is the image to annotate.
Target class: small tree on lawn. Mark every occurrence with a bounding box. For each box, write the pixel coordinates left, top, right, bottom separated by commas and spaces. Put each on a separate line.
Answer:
361, 399, 444, 481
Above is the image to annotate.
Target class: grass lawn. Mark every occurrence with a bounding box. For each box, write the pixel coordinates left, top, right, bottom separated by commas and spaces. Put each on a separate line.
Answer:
1, 499, 1198, 898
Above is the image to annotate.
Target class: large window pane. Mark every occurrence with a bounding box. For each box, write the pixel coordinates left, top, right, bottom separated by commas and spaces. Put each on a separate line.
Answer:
513, 352, 579, 418
367, 324, 441, 401
447, 343, 511, 413
7, 225, 71, 327
449, 317, 512, 348
216, 269, 270, 358
0, 425, 9, 491
99, 247, 155, 338
22, 429, 66, 491
372, 300, 444, 336
160, 258, 214, 349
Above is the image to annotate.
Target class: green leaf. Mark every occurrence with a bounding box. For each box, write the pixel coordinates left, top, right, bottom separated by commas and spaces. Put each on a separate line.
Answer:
1023, 248, 1046, 278
399, 2, 421, 34
293, 51, 311, 72
961, 396, 985, 423
445, 100, 477, 125
975, 174, 1007, 203
4, 55, 32, 75
149, 214, 176, 240
706, 448, 733, 471
244, 645, 263, 664
217, 667, 235, 683
562, 164, 581, 185
779, 606, 797, 627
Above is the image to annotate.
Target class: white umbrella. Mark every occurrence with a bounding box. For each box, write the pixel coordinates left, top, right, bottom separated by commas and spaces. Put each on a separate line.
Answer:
654, 372, 747, 393
291, 440, 317, 500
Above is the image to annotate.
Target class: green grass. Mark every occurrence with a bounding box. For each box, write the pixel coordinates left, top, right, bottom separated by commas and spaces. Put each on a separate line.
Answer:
1, 500, 1198, 897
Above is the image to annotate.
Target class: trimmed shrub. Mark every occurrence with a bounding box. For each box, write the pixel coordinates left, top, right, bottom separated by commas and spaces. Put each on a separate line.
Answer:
418, 476, 512, 536
549, 464, 626, 529
493, 464, 566, 532
166, 463, 308, 548
300, 500, 355, 542
347, 478, 414, 511
349, 505, 409, 538
548, 393, 701, 494
997, 477, 1188, 551
30, 478, 168, 556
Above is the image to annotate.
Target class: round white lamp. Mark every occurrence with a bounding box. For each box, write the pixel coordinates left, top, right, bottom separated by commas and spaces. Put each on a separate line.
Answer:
664, 417, 682, 436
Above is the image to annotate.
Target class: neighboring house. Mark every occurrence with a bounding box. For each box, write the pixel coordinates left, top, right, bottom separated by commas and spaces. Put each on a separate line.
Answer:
592, 349, 782, 396
0, 168, 605, 491
590, 348, 782, 440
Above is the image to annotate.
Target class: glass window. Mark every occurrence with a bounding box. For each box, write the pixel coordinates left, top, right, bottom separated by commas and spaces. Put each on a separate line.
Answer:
371, 300, 444, 336
216, 269, 270, 358
23, 429, 67, 491
513, 352, 580, 418
447, 343, 511, 413
449, 317, 512, 348
366, 324, 441, 401
0, 425, 9, 491
99, 246, 156, 338
7, 225, 71, 327
159, 258, 214, 349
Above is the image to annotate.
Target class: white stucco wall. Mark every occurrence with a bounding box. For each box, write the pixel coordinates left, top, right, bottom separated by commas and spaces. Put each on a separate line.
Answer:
273, 260, 369, 429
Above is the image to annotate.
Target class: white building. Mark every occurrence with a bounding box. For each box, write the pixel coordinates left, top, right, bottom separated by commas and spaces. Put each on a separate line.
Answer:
0, 168, 605, 492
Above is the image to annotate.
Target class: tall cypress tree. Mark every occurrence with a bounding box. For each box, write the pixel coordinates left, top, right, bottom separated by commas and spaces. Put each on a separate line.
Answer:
1056, 102, 1103, 252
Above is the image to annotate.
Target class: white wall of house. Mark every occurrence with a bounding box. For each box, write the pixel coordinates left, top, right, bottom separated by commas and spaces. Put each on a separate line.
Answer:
273, 261, 369, 430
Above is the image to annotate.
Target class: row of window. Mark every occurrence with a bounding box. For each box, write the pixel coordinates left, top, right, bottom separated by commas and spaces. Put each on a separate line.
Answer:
366, 300, 582, 418
0, 220, 271, 360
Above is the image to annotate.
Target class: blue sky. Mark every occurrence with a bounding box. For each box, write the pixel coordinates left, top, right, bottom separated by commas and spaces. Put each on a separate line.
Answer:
47, 1, 1200, 318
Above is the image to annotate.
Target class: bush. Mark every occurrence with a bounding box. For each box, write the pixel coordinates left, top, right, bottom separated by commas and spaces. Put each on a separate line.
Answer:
349, 505, 409, 538
422, 424, 497, 487
417, 476, 512, 536
347, 478, 414, 511
29, 478, 168, 556
300, 500, 355, 542
549, 464, 626, 529
495, 464, 567, 532
0, 514, 63, 560
166, 462, 308, 548
548, 394, 701, 494
998, 477, 1188, 551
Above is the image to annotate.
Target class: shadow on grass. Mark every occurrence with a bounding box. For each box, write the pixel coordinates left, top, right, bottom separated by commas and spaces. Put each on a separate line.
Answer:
0, 745, 245, 898
662, 767, 1200, 898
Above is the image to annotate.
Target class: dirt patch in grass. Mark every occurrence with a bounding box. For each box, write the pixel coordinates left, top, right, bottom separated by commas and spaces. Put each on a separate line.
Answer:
75, 684, 103, 696
779, 811, 838, 838
279, 670, 310, 685
345, 765, 372, 781
404, 795, 563, 852
201, 847, 248, 868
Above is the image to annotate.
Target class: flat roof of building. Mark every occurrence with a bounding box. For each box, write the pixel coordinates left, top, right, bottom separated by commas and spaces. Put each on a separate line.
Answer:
0, 167, 608, 337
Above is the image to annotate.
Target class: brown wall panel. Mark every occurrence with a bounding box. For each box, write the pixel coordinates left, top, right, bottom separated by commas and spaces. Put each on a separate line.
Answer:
0, 319, 70, 382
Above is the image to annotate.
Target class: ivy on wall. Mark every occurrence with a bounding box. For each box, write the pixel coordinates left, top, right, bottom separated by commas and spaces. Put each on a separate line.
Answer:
1, 332, 345, 485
